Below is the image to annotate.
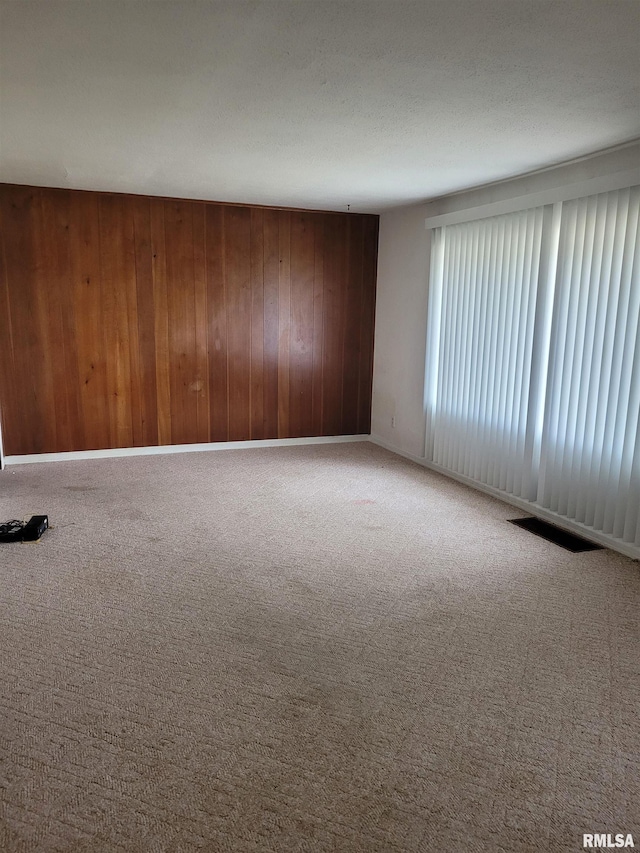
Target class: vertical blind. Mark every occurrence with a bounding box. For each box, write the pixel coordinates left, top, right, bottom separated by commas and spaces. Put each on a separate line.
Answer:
426, 186, 640, 552
428, 209, 545, 498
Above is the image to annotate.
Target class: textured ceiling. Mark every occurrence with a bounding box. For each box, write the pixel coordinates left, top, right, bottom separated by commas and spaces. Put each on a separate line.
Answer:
1, 0, 639, 212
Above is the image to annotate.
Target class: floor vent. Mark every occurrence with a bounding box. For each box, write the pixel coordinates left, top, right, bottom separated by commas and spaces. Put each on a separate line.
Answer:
508, 517, 603, 552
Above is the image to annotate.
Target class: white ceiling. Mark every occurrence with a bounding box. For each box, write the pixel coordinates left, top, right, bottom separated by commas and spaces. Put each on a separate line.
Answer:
1, 0, 639, 213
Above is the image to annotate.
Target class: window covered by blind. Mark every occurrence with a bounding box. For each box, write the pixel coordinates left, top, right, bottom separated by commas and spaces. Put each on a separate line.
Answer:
428, 208, 546, 498
426, 185, 639, 553
538, 186, 640, 547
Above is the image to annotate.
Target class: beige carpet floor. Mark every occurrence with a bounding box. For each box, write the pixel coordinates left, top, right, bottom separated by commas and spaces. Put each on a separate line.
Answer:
0, 441, 638, 852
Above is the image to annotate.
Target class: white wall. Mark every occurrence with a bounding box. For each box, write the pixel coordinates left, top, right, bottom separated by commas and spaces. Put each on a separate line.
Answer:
371, 140, 640, 457
371, 204, 431, 456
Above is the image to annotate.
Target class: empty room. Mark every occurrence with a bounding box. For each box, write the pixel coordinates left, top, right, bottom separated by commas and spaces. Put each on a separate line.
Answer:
0, 1, 638, 851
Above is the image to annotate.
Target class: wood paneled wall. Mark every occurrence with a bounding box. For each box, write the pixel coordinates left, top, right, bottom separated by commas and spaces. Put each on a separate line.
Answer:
0, 185, 378, 455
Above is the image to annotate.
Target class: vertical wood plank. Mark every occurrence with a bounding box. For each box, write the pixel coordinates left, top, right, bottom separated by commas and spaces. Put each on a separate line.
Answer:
321, 213, 347, 436
206, 204, 229, 442
225, 206, 252, 441
225, 207, 251, 441
150, 198, 172, 445
31, 190, 64, 451
118, 198, 144, 449
250, 207, 265, 439
0, 201, 18, 452
164, 200, 198, 446
311, 214, 325, 436
262, 209, 280, 439
341, 216, 364, 434
277, 211, 291, 437
36, 189, 83, 451
68, 190, 110, 450
132, 196, 159, 447
192, 204, 210, 443
289, 212, 315, 437
0, 187, 41, 453
99, 194, 134, 448
359, 215, 379, 433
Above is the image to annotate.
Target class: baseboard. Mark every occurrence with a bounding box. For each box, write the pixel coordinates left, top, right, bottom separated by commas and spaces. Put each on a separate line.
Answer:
368, 434, 639, 561
4, 434, 371, 465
